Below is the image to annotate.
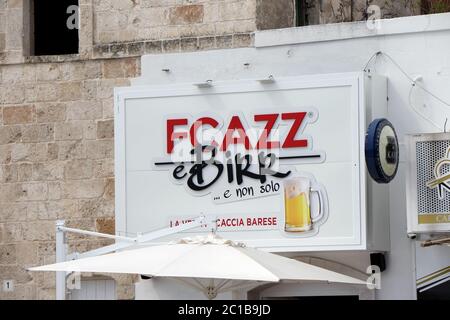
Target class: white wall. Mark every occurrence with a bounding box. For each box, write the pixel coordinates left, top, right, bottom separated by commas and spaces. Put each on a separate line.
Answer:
132, 13, 450, 300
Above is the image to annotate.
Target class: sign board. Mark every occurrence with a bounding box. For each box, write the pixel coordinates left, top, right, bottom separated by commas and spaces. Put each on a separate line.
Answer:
115, 73, 370, 251
407, 133, 450, 234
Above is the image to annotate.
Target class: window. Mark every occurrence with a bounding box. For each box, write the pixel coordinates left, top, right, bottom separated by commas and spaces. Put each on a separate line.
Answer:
295, 0, 308, 27
31, 0, 79, 56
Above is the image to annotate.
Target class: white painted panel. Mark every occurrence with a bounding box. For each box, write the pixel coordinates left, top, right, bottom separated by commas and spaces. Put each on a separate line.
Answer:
70, 280, 116, 300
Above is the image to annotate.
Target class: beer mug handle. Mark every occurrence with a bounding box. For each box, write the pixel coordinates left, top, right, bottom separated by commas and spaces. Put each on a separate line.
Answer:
310, 188, 324, 223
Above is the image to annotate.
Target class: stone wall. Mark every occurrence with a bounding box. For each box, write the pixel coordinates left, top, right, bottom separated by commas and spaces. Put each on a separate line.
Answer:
0, 0, 257, 300
304, 0, 422, 25
0, 0, 257, 65
0, 57, 141, 299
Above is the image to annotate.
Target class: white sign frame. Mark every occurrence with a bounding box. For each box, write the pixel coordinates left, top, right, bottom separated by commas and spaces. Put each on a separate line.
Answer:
114, 72, 367, 252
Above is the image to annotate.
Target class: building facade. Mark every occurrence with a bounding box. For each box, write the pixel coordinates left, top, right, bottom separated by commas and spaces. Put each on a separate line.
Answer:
0, 0, 448, 300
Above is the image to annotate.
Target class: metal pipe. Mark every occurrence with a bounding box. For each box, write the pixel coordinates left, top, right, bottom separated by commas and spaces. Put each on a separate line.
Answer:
58, 226, 136, 242
136, 215, 209, 244
55, 220, 66, 300
421, 237, 450, 247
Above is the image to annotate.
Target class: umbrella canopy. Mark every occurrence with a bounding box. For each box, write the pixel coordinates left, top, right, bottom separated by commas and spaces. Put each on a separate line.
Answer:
29, 234, 367, 299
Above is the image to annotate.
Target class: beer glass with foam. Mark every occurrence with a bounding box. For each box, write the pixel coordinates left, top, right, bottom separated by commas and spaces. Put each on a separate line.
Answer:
284, 177, 324, 232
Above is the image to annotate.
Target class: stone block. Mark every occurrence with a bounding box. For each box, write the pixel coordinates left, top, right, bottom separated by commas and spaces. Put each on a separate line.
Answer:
19, 182, 48, 201
1, 65, 27, 83
256, 0, 294, 30
79, 120, 97, 140
0, 145, 12, 164
25, 84, 57, 103
0, 125, 21, 145
64, 159, 94, 180
15, 242, 38, 266
57, 141, 86, 160
47, 143, 59, 161
1, 223, 24, 242
0, 85, 25, 104
86, 140, 114, 159
93, 44, 111, 59
55, 122, 83, 141
96, 120, 114, 139
60, 61, 102, 81
35, 103, 66, 123
0, 32, 4, 52
144, 40, 162, 54
1, 100, 23, 121
61, 179, 106, 199
97, 79, 129, 99
102, 59, 124, 79
66, 100, 102, 120
110, 43, 128, 57
81, 80, 98, 100
14, 284, 37, 300
36, 64, 61, 81
0, 244, 17, 265
58, 82, 83, 102
26, 201, 49, 220
37, 288, 56, 300
162, 39, 180, 52
11, 143, 34, 162
78, 198, 114, 218
198, 36, 215, 50
123, 57, 140, 77
169, 4, 204, 25
216, 35, 233, 49
47, 181, 62, 200
22, 220, 54, 241
21, 124, 54, 143
0, 202, 27, 221
0, 265, 32, 284
94, 158, 114, 178
103, 177, 114, 200
219, 1, 255, 21
0, 164, 18, 183
18, 163, 32, 181
127, 42, 144, 56
180, 37, 199, 51
95, 217, 115, 235
233, 33, 254, 47
32, 162, 64, 181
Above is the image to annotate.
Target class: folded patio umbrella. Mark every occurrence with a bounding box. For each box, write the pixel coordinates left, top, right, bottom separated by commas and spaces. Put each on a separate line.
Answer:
29, 234, 367, 299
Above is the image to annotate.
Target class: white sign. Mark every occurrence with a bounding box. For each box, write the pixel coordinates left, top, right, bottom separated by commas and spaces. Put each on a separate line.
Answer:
115, 73, 370, 251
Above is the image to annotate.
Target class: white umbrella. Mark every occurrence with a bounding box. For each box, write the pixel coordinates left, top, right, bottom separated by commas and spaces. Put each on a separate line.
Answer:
29, 234, 367, 299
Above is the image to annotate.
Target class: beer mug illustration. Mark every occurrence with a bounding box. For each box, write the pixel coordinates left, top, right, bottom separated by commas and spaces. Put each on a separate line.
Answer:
283, 177, 324, 232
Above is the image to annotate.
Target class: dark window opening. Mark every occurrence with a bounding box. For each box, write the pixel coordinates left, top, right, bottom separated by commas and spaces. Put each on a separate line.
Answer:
295, 0, 308, 27
421, 0, 450, 14
32, 0, 79, 56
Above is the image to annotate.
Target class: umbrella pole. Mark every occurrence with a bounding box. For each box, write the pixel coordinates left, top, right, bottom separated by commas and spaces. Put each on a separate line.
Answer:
55, 220, 67, 300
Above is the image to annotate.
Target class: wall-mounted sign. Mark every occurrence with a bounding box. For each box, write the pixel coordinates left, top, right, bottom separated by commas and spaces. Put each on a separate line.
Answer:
407, 133, 450, 235
365, 118, 399, 184
115, 73, 385, 252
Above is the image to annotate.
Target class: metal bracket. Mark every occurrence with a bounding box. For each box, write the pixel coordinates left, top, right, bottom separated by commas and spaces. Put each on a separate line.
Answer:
194, 80, 213, 88
257, 75, 275, 84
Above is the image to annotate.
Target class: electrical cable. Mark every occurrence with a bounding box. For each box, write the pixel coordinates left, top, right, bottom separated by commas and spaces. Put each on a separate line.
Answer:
363, 51, 450, 131
408, 85, 443, 130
